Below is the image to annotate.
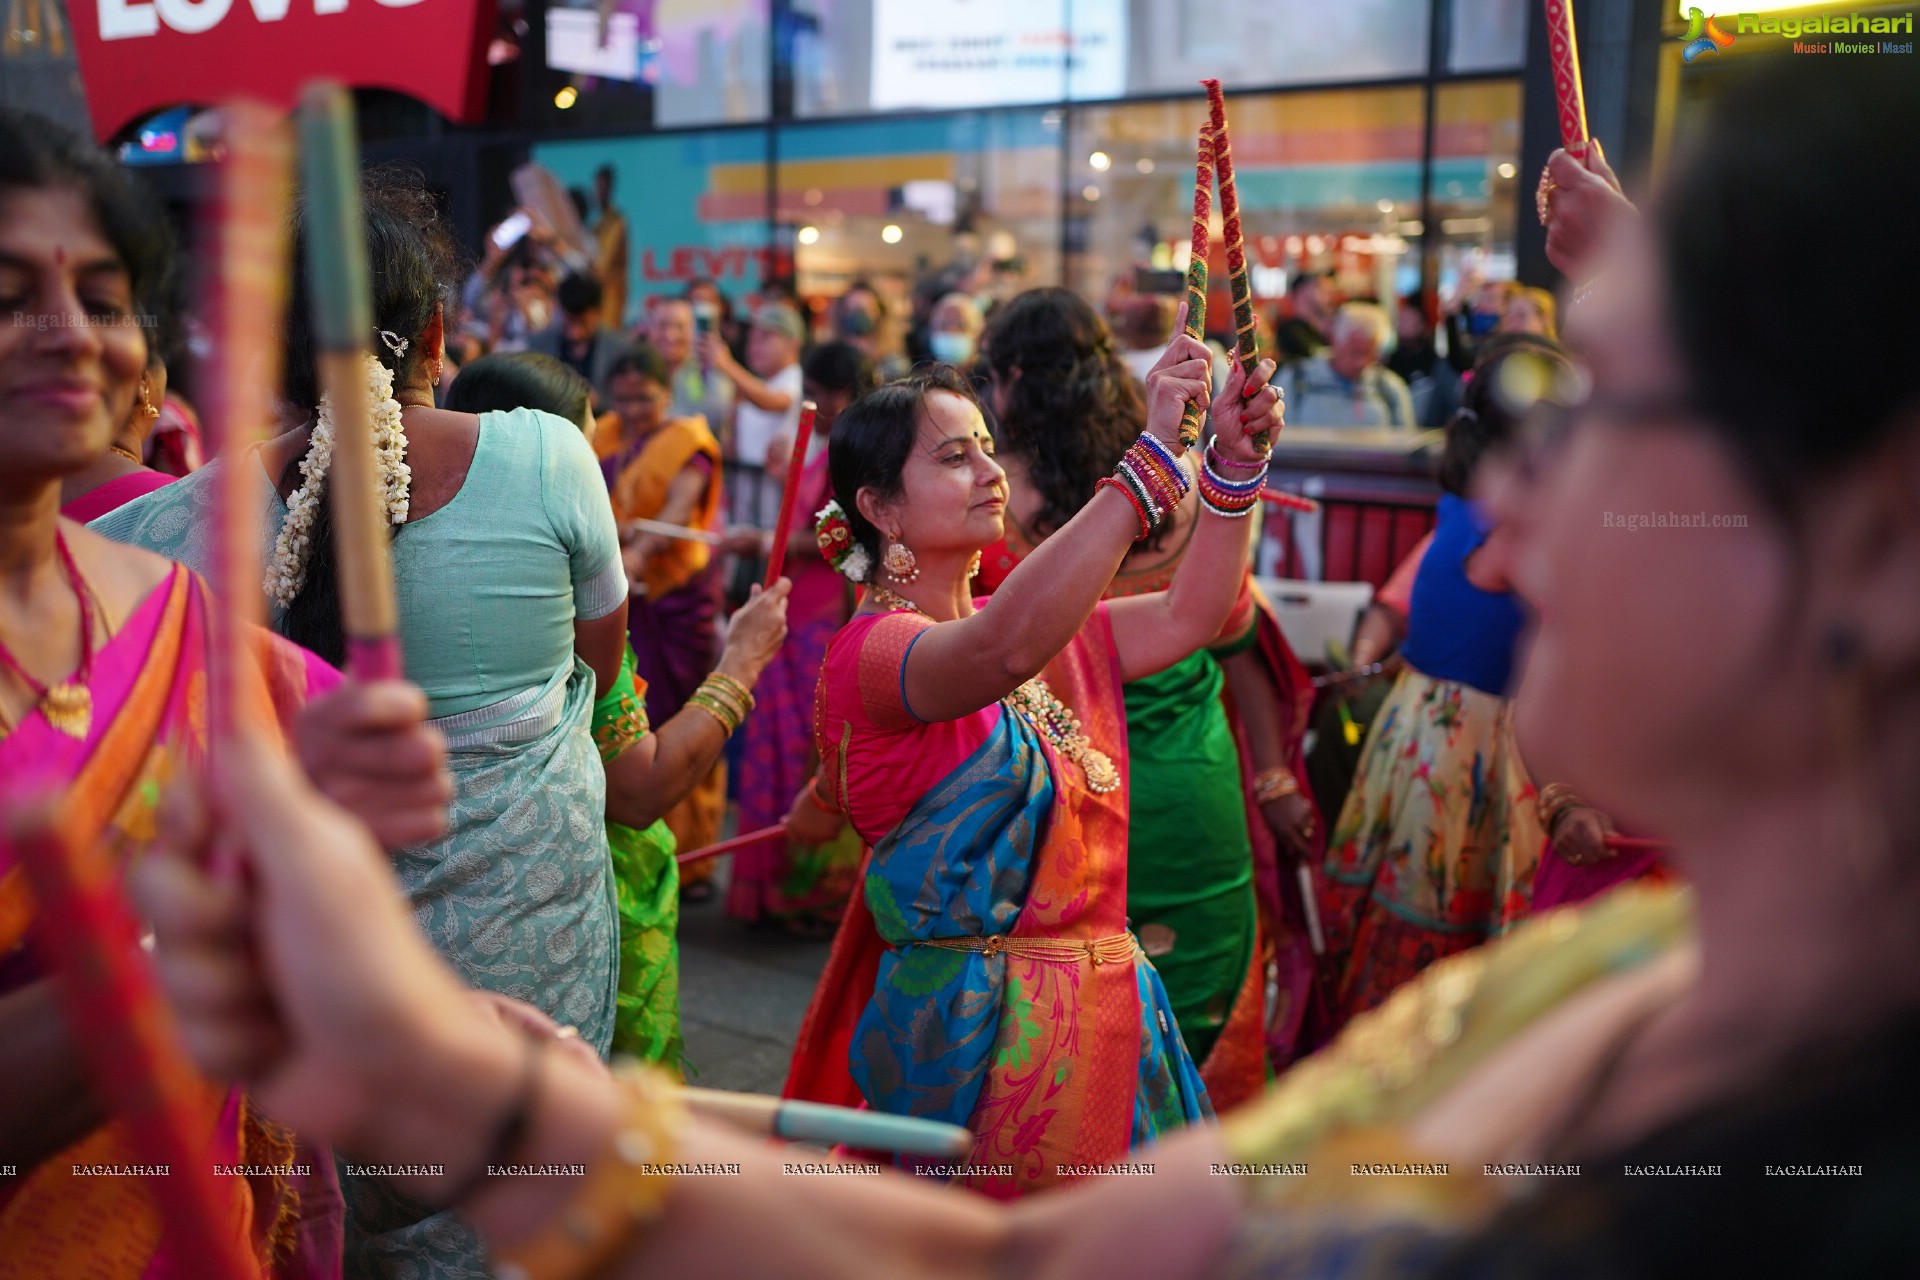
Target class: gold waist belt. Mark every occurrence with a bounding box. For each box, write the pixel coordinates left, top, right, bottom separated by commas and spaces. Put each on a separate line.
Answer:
915, 932, 1138, 967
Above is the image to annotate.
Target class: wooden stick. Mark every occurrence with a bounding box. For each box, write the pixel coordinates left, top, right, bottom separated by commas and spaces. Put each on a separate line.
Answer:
676, 821, 787, 867
8, 811, 254, 1280
205, 103, 294, 744
625, 517, 724, 547
1259, 489, 1320, 515
681, 1088, 973, 1158
1178, 123, 1213, 449
763, 400, 817, 588
1603, 835, 1671, 854
1543, 0, 1590, 150
298, 84, 402, 681
1295, 863, 1326, 956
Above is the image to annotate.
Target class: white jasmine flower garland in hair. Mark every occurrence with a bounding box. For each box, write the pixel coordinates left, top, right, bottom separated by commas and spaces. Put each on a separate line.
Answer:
265, 352, 412, 607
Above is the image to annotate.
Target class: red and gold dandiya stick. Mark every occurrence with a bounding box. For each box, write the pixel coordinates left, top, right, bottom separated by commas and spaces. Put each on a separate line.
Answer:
1202, 81, 1258, 376
8, 811, 256, 1280
1542, 0, 1590, 150
1178, 122, 1213, 449
1603, 835, 1671, 854
204, 103, 294, 744
1259, 489, 1320, 515
299, 85, 403, 681
763, 400, 818, 588
677, 821, 788, 867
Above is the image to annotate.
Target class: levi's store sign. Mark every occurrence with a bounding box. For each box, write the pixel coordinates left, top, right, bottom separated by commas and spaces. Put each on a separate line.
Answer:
71, 0, 495, 140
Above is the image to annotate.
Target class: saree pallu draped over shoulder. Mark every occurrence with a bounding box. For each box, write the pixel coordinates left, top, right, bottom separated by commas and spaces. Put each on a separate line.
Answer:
0, 567, 343, 1280
786, 606, 1209, 1198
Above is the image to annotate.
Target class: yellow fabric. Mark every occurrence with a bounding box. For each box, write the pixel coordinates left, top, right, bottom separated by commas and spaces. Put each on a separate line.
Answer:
609, 416, 722, 599
1223, 882, 1695, 1203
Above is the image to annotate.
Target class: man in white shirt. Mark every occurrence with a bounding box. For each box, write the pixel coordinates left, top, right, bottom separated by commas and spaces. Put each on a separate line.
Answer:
705, 303, 805, 525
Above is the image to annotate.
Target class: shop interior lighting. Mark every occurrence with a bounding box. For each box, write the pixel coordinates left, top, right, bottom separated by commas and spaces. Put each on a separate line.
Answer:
553, 85, 578, 109
1089, 151, 1111, 171
1082, 184, 1101, 201
881, 224, 904, 244
1135, 158, 1154, 174
1496, 162, 1517, 179
797, 226, 821, 245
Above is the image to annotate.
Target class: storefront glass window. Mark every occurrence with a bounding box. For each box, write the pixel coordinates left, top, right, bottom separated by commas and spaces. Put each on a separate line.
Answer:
1067, 88, 1429, 328
1449, 0, 1530, 72
780, 111, 1063, 338
545, 0, 770, 128
1426, 79, 1523, 301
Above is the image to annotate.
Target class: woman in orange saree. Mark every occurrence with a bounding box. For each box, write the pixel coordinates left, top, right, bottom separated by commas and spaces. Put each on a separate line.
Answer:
785, 349, 1287, 1197
600, 346, 730, 873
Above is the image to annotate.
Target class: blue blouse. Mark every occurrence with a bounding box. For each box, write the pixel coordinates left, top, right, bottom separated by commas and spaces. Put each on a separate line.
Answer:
1399, 493, 1526, 696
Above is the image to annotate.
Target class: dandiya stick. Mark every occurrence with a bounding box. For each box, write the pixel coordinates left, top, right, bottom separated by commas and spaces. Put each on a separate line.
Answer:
625, 517, 725, 547
205, 103, 294, 746
1296, 864, 1326, 956
1177, 123, 1213, 449
1205, 79, 1278, 454
676, 821, 787, 867
681, 1088, 972, 1158
8, 811, 255, 1280
763, 400, 817, 587
1542, 0, 1590, 150
1603, 835, 1671, 854
1259, 489, 1320, 515
298, 85, 402, 681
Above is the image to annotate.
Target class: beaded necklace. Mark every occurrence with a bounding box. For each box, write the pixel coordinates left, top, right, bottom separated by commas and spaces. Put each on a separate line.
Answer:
867, 585, 1120, 794
0, 530, 97, 740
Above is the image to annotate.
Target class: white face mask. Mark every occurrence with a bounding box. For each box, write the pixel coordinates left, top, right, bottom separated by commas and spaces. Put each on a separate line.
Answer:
929, 332, 975, 365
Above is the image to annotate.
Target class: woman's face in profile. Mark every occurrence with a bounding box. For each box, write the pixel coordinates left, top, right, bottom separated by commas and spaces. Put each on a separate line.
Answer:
1482, 218, 1793, 833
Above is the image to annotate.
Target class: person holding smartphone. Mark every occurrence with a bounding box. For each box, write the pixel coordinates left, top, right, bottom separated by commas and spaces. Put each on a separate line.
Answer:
645, 294, 733, 439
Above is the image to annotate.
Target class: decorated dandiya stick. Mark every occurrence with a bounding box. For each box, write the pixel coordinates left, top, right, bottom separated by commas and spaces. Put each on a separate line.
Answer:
1177, 123, 1213, 449
298, 85, 402, 681
205, 103, 295, 744
763, 400, 818, 587
1202, 81, 1258, 375
8, 811, 256, 1280
681, 1088, 973, 1158
1542, 0, 1590, 150
675, 821, 788, 867
1603, 835, 1671, 854
1259, 489, 1320, 515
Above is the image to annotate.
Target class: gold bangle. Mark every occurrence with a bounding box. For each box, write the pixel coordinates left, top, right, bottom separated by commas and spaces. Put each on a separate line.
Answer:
1536, 782, 1585, 833
492, 1065, 686, 1280
703, 671, 755, 712
694, 674, 755, 722
686, 694, 742, 736
1251, 767, 1300, 805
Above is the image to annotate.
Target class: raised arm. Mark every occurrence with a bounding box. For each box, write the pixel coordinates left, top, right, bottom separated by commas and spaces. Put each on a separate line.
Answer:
897, 336, 1214, 723
1107, 355, 1284, 683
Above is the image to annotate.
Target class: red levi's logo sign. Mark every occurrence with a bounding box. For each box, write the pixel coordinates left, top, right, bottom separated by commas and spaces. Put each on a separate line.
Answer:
70, 0, 496, 140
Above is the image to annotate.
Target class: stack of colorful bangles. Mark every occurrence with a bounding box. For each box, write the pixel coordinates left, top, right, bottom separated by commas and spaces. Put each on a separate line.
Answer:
687, 671, 755, 735
1097, 433, 1192, 542
1197, 443, 1269, 518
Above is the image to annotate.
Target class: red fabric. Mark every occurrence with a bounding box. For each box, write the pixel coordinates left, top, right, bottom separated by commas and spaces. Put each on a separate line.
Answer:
782, 861, 883, 1109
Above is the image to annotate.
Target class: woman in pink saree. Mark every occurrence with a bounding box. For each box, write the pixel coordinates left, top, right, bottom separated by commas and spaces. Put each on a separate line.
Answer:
0, 107, 444, 1280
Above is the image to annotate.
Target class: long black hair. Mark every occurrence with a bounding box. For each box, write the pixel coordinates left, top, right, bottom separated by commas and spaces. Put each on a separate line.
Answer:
276, 167, 462, 666
1436, 333, 1571, 497
828, 364, 980, 579
978, 287, 1146, 541
1658, 56, 1920, 516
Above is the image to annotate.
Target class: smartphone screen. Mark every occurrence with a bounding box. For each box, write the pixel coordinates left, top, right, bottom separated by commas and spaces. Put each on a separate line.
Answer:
692, 301, 718, 337
491, 212, 532, 252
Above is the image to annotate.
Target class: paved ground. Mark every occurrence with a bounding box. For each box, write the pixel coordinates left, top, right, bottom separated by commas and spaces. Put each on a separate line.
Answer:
675, 860, 834, 1095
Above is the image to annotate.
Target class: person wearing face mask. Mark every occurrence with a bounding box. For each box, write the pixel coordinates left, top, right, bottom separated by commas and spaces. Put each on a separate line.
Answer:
833, 280, 909, 381
1445, 276, 1514, 374
926, 291, 983, 370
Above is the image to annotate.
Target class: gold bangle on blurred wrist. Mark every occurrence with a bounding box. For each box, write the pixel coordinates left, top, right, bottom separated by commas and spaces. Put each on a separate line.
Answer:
492, 1064, 687, 1280
1536, 782, 1585, 835
1251, 767, 1300, 805
687, 673, 755, 735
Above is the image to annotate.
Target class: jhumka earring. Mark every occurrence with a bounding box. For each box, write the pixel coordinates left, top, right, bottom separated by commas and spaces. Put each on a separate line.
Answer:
883, 541, 920, 583
136, 379, 160, 420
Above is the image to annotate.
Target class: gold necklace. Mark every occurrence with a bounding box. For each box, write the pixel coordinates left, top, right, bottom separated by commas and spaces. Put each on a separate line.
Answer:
865, 584, 1119, 793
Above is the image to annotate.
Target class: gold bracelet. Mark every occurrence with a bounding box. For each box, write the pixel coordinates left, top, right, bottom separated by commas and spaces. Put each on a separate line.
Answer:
1251, 767, 1300, 805
492, 1064, 687, 1280
703, 671, 756, 713
1536, 782, 1585, 834
686, 693, 742, 736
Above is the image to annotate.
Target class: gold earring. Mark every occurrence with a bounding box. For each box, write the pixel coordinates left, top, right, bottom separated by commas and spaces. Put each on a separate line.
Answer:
883, 541, 920, 583
968, 551, 982, 579
136, 379, 160, 420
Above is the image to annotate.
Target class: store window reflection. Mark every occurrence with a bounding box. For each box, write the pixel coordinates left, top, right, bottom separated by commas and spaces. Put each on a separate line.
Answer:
1067, 88, 1429, 333
1427, 80, 1523, 307
1128, 0, 1430, 92
1449, 0, 1529, 72
543, 0, 769, 128
780, 111, 1062, 355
